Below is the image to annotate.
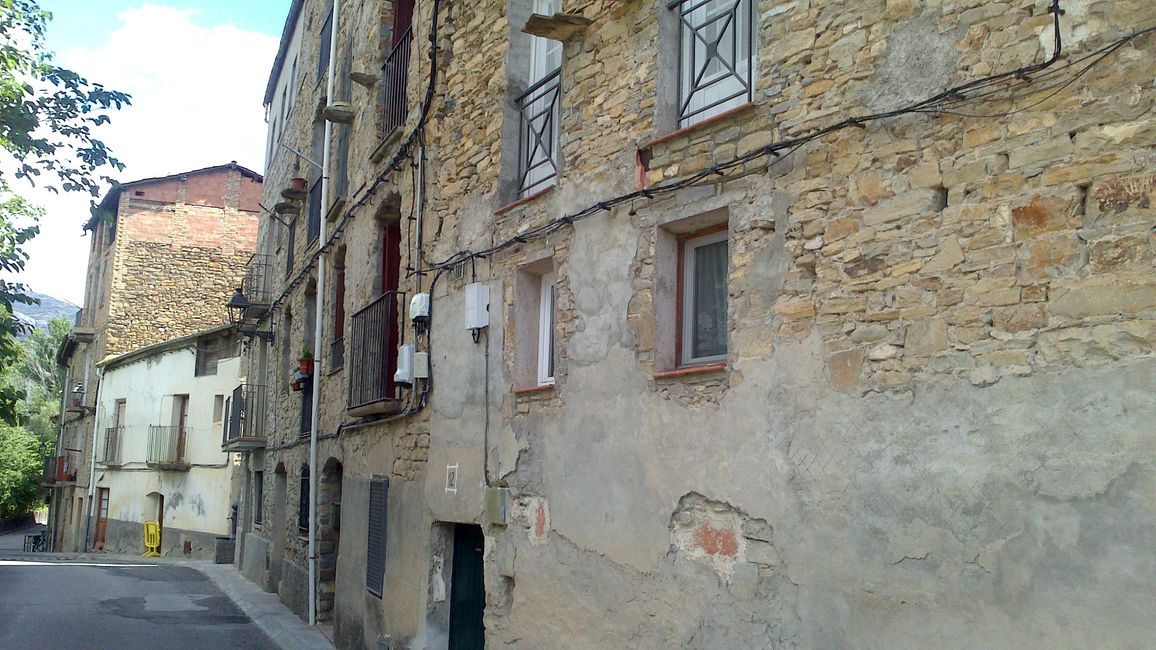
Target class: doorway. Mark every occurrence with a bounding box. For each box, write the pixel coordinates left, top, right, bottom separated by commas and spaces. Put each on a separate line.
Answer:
270, 464, 288, 591
448, 524, 485, 650
94, 488, 109, 551
318, 459, 343, 623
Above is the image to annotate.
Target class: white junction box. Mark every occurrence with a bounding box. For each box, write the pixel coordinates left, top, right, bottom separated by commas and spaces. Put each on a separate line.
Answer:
414, 351, 429, 379
409, 293, 430, 323
464, 282, 490, 330
394, 344, 415, 384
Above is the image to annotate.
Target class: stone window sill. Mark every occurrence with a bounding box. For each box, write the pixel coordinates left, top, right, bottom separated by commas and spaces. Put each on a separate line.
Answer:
513, 383, 555, 396
639, 103, 756, 152
652, 362, 727, 380
495, 186, 555, 216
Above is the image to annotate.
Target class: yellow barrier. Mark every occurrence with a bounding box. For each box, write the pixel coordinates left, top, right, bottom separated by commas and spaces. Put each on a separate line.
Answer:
142, 520, 161, 557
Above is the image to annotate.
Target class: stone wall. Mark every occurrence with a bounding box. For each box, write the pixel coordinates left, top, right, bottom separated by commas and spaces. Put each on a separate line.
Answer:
239, 0, 1156, 647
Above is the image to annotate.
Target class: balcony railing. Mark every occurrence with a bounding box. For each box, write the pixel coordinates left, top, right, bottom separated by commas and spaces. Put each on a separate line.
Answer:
222, 384, 268, 451
381, 27, 412, 140
241, 254, 273, 318
516, 67, 561, 197
73, 307, 95, 340
348, 291, 405, 414
101, 427, 123, 466
147, 425, 189, 470
42, 455, 75, 484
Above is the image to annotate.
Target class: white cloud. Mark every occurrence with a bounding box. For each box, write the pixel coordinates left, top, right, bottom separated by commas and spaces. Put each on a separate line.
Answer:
15, 4, 278, 305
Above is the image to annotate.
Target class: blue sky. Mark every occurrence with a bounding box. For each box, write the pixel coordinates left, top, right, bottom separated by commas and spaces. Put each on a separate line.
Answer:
40, 0, 289, 49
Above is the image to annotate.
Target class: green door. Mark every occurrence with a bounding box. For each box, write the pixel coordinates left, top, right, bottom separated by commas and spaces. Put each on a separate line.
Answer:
448, 524, 485, 649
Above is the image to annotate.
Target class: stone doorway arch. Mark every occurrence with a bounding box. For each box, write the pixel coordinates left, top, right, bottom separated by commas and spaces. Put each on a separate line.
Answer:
317, 458, 343, 622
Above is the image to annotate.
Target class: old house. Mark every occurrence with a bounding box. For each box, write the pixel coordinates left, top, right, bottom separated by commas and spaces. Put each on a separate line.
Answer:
234, 0, 1155, 648
47, 163, 261, 555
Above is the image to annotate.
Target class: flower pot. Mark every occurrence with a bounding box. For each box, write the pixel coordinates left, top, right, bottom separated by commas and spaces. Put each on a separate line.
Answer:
290, 177, 307, 191
299, 358, 314, 375
290, 380, 302, 392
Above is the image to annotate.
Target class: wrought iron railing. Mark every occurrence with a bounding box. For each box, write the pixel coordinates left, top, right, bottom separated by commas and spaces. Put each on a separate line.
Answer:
330, 336, 345, 371
43, 455, 74, 483
101, 427, 123, 466
42, 456, 57, 484
670, 0, 756, 127
348, 291, 405, 410
147, 425, 188, 467
381, 27, 412, 140
223, 384, 267, 448
242, 254, 273, 306
515, 68, 561, 197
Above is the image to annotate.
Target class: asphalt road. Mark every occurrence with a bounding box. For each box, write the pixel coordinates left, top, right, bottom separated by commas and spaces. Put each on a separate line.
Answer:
0, 558, 279, 649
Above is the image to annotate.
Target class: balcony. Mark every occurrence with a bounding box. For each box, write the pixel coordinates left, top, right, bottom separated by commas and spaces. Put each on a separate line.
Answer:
42, 455, 75, 485
147, 425, 190, 471
222, 384, 268, 451
348, 291, 406, 417
381, 26, 412, 141
65, 389, 86, 413
100, 427, 123, 466
73, 308, 95, 341
515, 67, 561, 197
240, 254, 273, 321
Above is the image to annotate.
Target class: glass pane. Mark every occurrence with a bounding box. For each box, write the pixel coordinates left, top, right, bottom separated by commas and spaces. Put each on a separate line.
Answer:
692, 239, 727, 358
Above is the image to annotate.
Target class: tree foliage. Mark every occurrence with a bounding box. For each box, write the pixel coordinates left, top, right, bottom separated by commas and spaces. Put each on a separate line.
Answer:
1, 0, 131, 196
0, 423, 41, 518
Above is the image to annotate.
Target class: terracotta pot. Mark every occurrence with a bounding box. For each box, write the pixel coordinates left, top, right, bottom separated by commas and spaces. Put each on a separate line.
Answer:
299, 358, 314, 375
290, 380, 302, 392
289, 177, 308, 192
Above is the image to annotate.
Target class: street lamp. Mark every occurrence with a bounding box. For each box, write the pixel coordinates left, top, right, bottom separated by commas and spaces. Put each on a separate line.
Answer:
226, 288, 275, 343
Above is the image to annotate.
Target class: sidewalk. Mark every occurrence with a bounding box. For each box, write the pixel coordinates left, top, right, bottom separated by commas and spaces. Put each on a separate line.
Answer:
0, 544, 335, 650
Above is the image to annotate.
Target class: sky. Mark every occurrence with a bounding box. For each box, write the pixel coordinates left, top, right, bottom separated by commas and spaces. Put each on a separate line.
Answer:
10, 1, 288, 305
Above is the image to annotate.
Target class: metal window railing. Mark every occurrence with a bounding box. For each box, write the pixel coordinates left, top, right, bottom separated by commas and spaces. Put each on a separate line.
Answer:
223, 384, 268, 447
330, 336, 345, 371
348, 291, 405, 410
670, 0, 755, 126
515, 68, 562, 197
242, 254, 273, 306
381, 27, 413, 140
101, 427, 123, 466
147, 425, 188, 466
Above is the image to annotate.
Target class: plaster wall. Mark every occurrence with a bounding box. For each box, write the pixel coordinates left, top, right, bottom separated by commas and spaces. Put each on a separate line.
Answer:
93, 343, 241, 549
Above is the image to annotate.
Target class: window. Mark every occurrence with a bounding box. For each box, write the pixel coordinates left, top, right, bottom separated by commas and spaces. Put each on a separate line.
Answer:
537, 272, 556, 385
331, 249, 346, 371
253, 471, 264, 526
317, 8, 333, 82
516, 0, 563, 197
282, 310, 294, 390
680, 230, 728, 364
298, 465, 310, 535
307, 178, 322, 242
286, 219, 296, 277
671, 0, 757, 127
195, 340, 220, 376
515, 258, 556, 388
213, 395, 224, 424
366, 475, 389, 597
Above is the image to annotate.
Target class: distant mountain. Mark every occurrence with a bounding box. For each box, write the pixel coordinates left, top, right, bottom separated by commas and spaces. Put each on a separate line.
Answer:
13, 291, 79, 335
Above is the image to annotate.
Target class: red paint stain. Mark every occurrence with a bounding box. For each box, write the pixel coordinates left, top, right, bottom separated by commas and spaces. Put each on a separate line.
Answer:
695, 522, 738, 556
534, 503, 547, 538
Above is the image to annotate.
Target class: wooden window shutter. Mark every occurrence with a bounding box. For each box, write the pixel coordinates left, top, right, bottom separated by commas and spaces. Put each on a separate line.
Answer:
367, 476, 389, 597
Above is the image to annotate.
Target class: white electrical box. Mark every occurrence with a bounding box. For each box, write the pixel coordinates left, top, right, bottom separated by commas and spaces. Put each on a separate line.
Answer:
414, 351, 429, 379
410, 293, 430, 323
464, 282, 490, 330
394, 344, 415, 384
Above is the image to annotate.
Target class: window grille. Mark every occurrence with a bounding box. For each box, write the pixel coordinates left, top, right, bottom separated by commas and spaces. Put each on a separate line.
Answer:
670, 0, 757, 127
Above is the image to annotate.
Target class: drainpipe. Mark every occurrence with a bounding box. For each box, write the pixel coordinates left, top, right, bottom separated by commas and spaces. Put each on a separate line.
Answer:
308, 0, 339, 628
82, 366, 102, 552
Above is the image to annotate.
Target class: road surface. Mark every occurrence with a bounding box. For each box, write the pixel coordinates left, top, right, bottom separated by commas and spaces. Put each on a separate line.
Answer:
0, 557, 279, 649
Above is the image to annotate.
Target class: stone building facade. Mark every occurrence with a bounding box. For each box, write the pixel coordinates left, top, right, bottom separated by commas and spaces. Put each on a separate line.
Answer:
235, 0, 1155, 648
48, 164, 261, 554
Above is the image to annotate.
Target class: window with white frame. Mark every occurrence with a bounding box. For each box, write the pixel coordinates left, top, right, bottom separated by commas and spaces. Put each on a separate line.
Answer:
671, 0, 758, 127
680, 229, 728, 364
537, 272, 556, 385
515, 259, 556, 388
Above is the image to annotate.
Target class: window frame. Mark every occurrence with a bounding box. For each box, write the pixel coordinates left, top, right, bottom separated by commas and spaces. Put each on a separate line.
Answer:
678, 227, 729, 366
253, 470, 264, 526
298, 466, 310, 535
671, 0, 758, 128
536, 272, 556, 386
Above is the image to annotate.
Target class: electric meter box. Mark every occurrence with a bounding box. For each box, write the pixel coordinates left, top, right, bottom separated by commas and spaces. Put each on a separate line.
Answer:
394, 344, 415, 384
464, 282, 490, 330
414, 352, 430, 379
409, 293, 430, 323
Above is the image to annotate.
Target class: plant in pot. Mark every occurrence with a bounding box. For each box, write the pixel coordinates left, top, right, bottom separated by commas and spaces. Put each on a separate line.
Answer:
299, 348, 315, 375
